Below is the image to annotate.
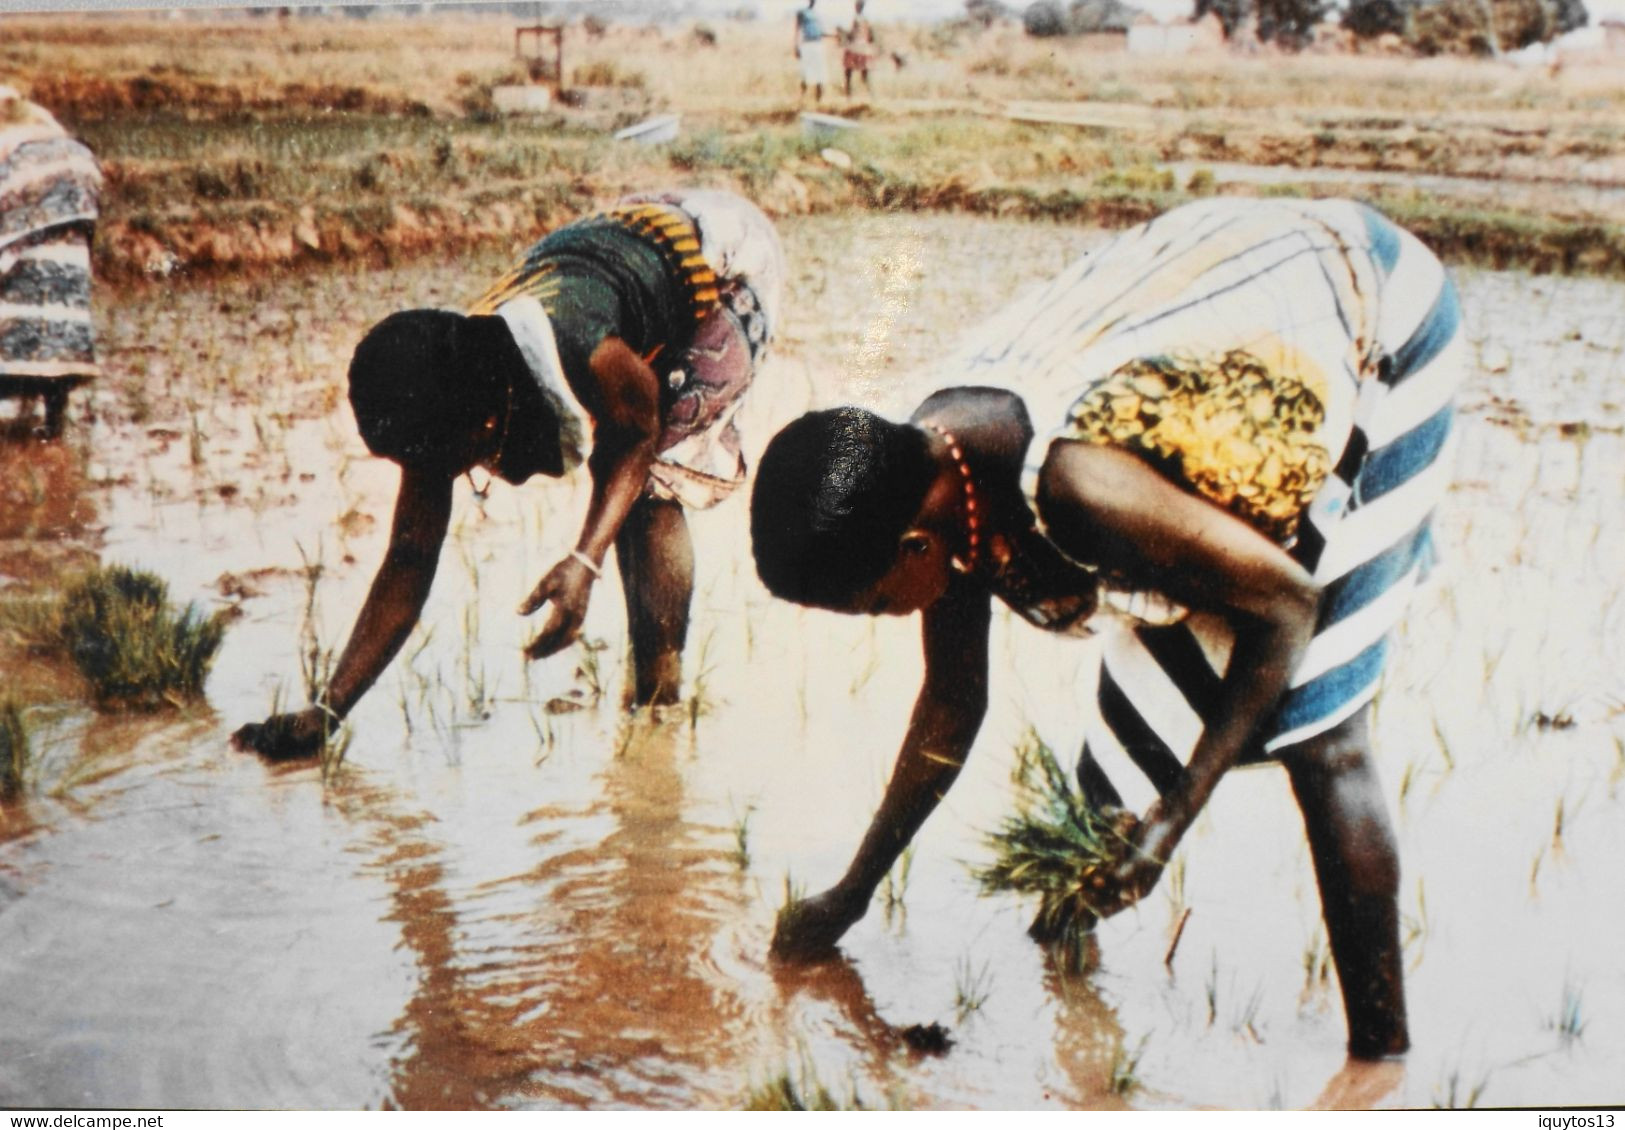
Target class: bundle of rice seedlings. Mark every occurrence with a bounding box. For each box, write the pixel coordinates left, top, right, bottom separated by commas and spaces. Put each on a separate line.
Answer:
7, 565, 227, 710
1, 700, 29, 801
973, 729, 1138, 973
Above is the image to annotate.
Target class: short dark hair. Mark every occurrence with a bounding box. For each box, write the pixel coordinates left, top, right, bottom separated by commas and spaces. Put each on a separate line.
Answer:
347, 309, 509, 469
751, 407, 937, 608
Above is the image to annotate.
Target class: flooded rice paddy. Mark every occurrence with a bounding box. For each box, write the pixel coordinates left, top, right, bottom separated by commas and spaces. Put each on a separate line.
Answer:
1, 212, 1622, 1110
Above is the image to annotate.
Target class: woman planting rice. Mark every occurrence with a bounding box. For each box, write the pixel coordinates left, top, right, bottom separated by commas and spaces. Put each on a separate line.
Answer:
235, 189, 785, 758
750, 197, 1463, 1060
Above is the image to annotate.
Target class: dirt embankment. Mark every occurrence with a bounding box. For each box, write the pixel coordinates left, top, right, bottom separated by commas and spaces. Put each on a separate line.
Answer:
32, 73, 1625, 285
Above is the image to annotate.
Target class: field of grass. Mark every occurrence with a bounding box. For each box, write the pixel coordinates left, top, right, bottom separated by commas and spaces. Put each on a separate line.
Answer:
4, 11, 1625, 279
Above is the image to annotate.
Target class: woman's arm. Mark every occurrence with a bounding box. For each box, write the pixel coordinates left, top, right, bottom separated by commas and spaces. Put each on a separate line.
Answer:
1037, 441, 1321, 902
772, 580, 992, 959
521, 335, 661, 660
233, 465, 454, 759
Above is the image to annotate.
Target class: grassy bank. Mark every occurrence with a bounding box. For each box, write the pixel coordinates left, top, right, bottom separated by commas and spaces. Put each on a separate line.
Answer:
6, 11, 1625, 281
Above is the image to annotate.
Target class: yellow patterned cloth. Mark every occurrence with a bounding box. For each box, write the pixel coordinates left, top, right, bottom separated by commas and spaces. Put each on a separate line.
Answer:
1062, 349, 1331, 543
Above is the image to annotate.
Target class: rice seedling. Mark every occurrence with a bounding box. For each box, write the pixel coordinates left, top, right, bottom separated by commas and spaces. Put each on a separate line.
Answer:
1109, 1034, 1149, 1097
526, 704, 555, 760
743, 1057, 872, 1111
772, 873, 808, 939
574, 636, 607, 704
1232, 981, 1266, 1042
687, 629, 719, 731
319, 718, 353, 785
880, 844, 914, 921
1546, 979, 1588, 1045
1, 565, 227, 710
1431, 1066, 1490, 1109
1163, 906, 1192, 969
729, 799, 755, 870
1300, 927, 1331, 998
972, 729, 1137, 974
953, 955, 993, 1022
1, 700, 31, 802
1401, 878, 1430, 969
1205, 951, 1220, 1027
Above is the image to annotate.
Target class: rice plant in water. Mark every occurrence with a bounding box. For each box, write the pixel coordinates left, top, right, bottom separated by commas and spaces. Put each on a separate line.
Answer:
972, 729, 1136, 973
8, 566, 227, 710
1, 700, 30, 801
1109, 1034, 1149, 1096
743, 1052, 873, 1111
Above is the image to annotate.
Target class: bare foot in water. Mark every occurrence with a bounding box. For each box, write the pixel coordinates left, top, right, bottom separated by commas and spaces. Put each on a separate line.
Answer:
1309, 1057, 1406, 1110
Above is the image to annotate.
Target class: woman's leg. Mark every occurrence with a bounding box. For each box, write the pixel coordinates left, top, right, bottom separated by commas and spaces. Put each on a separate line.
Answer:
43, 386, 70, 439
615, 496, 693, 707
1282, 705, 1409, 1060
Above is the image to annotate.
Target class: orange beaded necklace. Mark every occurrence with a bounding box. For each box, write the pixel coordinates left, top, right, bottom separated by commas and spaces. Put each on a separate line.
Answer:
926, 422, 981, 574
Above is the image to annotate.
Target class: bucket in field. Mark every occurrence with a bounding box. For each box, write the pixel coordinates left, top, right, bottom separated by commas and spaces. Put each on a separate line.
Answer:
800, 111, 861, 143
614, 113, 682, 145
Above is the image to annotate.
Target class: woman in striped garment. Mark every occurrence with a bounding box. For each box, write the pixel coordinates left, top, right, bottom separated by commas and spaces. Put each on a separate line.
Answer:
1, 86, 101, 439
749, 197, 1463, 1060
234, 189, 785, 758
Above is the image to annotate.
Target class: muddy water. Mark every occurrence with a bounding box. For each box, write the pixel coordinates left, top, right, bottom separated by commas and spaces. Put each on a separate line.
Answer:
1, 214, 1622, 1110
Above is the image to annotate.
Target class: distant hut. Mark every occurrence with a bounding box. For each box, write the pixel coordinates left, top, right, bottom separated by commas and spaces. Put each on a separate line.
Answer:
1, 86, 101, 439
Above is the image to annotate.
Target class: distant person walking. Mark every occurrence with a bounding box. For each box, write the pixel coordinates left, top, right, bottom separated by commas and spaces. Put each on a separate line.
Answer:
842, 0, 879, 100
0, 86, 101, 440
794, 0, 831, 103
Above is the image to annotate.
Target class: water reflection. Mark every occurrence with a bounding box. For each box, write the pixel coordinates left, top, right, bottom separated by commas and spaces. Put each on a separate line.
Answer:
376, 717, 754, 1109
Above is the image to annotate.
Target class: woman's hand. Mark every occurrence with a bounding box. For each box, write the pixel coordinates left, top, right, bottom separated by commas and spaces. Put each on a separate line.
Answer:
521, 555, 598, 660
771, 886, 868, 962
1094, 800, 1181, 917
231, 706, 331, 761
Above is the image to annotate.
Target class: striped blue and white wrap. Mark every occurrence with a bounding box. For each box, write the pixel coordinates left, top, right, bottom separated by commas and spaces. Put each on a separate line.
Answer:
936, 197, 1464, 798
1, 88, 102, 384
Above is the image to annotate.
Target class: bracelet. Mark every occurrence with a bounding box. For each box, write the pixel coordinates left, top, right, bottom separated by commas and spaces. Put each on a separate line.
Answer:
569, 549, 603, 579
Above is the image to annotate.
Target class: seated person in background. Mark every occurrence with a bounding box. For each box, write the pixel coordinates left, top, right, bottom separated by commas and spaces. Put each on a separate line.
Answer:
234, 189, 785, 758
749, 197, 1464, 1062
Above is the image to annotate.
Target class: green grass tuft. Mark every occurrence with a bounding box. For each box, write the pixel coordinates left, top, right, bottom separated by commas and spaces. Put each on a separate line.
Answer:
1, 700, 30, 801
973, 729, 1134, 973
2, 565, 227, 711
743, 1058, 872, 1111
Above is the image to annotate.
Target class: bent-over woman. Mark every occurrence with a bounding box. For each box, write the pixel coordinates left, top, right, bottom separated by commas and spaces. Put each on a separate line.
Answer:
235, 189, 785, 758
749, 197, 1463, 1060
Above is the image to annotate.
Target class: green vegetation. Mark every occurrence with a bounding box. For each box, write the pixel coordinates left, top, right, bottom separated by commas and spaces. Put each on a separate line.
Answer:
973, 729, 1134, 973
953, 955, 993, 1021
744, 1058, 873, 1111
1109, 1033, 1149, 1096
1, 566, 227, 710
0, 700, 30, 801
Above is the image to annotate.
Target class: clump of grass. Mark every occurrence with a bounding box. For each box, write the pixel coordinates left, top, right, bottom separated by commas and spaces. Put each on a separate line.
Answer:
729, 800, 754, 870
880, 844, 914, 921
1, 700, 31, 801
953, 955, 993, 1022
744, 1056, 872, 1111
1109, 1034, 1149, 1096
3, 565, 227, 710
1432, 1066, 1489, 1109
972, 729, 1136, 973
1547, 979, 1588, 1045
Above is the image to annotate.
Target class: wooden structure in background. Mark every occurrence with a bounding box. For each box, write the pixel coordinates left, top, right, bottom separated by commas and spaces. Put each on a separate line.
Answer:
514, 23, 564, 92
